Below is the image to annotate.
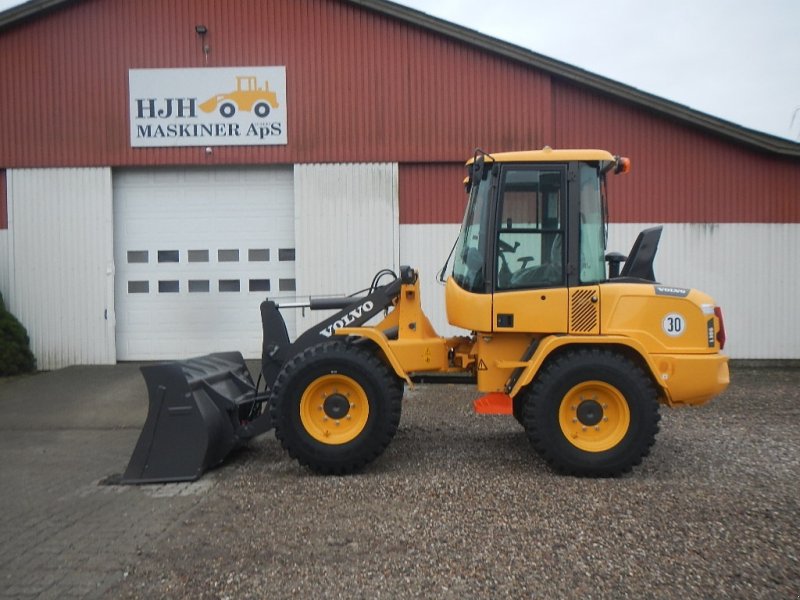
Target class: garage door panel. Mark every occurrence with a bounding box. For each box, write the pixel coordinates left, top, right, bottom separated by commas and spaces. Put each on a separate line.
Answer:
114, 166, 295, 361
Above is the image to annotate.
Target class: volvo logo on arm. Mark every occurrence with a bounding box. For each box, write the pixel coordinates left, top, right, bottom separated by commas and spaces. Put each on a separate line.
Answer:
319, 301, 376, 338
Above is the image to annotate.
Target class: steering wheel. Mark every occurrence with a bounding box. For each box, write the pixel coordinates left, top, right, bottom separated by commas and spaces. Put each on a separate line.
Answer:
498, 239, 519, 254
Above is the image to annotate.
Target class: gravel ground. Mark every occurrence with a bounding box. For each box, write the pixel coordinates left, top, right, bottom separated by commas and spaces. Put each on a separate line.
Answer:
109, 367, 799, 599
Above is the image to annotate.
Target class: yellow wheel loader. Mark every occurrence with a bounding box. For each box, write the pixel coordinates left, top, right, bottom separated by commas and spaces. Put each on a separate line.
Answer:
198, 75, 279, 118
122, 148, 729, 483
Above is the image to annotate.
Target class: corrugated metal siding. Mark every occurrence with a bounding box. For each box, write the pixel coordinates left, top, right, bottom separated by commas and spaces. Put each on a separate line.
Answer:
0, 0, 551, 167
608, 223, 800, 359
553, 81, 800, 223
399, 163, 467, 224
6, 168, 115, 368
294, 162, 399, 332
0, 230, 8, 301
0, 170, 6, 228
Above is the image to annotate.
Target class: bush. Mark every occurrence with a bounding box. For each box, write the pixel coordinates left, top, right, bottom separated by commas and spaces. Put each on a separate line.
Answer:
0, 292, 36, 376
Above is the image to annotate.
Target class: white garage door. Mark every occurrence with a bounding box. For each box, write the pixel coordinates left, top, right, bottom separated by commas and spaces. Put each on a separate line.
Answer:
113, 167, 296, 360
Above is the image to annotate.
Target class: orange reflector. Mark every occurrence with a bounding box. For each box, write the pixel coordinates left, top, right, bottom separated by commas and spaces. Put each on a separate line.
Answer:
473, 392, 513, 415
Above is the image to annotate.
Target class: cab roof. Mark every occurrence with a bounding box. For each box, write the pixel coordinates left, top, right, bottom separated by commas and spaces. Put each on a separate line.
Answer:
466, 147, 616, 165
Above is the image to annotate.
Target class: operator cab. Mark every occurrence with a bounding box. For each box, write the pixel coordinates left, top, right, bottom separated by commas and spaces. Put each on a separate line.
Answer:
447, 147, 628, 332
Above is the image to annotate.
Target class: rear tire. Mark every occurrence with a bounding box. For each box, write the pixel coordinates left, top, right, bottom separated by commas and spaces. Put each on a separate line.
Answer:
270, 341, 402, 474
522, 348, 660, 476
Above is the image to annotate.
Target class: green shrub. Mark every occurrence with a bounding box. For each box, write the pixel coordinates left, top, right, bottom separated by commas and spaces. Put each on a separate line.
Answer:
0, 292, 36, 376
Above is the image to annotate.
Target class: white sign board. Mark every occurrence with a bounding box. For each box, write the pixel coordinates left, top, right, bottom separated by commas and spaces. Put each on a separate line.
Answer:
129, 67, 287, 147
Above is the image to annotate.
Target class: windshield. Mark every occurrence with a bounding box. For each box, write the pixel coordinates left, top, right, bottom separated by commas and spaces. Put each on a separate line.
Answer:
452, 169, 491, 293
579, 163, 607, 284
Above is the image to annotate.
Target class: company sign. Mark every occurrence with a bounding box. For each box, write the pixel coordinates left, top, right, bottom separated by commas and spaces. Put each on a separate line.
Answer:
129, 67, 287, 147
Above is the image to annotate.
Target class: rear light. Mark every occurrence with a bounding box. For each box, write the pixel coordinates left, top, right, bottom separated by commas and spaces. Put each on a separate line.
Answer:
714, 307, 726, 350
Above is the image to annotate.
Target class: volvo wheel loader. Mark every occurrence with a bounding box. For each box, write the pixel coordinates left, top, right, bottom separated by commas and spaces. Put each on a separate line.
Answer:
122, 147, 729, 483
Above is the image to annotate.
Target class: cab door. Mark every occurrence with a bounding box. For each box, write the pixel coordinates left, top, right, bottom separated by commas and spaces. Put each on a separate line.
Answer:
491, 165, 569, 334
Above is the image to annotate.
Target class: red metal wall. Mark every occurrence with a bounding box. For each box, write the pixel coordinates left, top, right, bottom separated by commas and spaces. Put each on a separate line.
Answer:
0, 0, 797, 225
0, 0, 551, 168
553, 81, 800, 223
399, 163, 466, 224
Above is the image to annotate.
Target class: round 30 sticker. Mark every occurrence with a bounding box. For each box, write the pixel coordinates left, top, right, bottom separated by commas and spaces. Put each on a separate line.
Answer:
662, 313, 685, 337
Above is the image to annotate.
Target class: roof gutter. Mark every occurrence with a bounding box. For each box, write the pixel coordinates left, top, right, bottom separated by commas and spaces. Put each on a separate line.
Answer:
0, 0, 77, 29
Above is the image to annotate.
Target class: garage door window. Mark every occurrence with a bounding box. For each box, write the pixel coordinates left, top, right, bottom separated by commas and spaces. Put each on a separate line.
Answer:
189, 280, 210, 293
127, 250, 149, 263
219, 279, 241, 292
249, 279, 270, 292
218, 249, 239, 262
158, 280, 179, 293
128, 281, 149, 293
188, 250, 209, 262
158, 250, 180, 263
249, 249, 270, 261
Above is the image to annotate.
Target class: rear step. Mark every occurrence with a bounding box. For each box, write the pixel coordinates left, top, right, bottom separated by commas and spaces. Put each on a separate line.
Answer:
121, 351, 272, 484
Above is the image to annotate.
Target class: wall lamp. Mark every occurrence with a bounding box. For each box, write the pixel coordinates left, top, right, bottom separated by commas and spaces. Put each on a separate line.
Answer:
195, 25, 210, 62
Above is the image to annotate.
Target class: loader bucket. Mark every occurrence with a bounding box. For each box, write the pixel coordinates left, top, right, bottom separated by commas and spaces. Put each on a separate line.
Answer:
121, 351, 270, 484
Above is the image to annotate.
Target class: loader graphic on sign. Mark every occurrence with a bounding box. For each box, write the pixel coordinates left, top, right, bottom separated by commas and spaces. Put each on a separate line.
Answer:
199, 76, 279, 118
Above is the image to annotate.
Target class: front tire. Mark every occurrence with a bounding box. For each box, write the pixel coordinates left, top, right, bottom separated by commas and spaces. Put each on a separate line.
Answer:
270, 342, 402, 474
522, 348, 660, 476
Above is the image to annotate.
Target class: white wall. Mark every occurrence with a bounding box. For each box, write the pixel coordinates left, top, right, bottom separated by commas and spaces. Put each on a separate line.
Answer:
607, 223, 800, 359
400, 222, 800, 359
0, 230, 9, 303
293, 163, 399, 332
399, 223, 465, 338
6, 168, 115, 369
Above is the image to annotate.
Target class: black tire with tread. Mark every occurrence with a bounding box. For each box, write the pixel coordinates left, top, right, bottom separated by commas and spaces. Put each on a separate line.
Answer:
270, 341, 402, 474
521, 348, 660, 477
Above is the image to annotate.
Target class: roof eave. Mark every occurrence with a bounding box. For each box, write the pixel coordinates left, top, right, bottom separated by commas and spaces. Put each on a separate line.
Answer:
0, 0, 75, 31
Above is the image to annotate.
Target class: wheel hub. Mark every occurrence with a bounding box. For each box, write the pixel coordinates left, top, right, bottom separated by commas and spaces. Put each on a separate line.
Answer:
299, 374, 369, 445
558, 381, 631, 453
576, 399, 603, 426
323, 393, 350, 419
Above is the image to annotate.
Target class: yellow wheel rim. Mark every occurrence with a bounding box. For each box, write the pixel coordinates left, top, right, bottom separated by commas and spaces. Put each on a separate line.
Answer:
299, 374, 369, 445
558, 381, 630, 452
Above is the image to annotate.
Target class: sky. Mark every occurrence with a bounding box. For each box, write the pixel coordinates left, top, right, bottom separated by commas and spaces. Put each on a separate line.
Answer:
1, 0, 798, 141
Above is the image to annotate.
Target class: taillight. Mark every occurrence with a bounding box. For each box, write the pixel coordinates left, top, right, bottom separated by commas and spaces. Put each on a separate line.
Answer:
714, 307, 726, 350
